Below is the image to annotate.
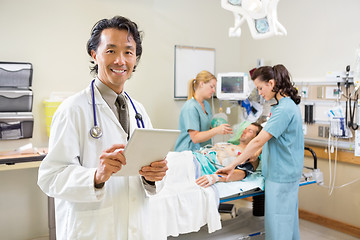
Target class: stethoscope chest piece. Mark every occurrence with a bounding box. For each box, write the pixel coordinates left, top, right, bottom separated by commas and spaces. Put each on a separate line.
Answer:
90, 125, 103, 139
89, 79, 145, 139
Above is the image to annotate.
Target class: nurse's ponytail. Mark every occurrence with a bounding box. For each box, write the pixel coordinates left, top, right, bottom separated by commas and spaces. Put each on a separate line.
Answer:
251, 64, 301, 105
273, 65, 301, 105
187, 78, 197, 100
187, 70, 216, 100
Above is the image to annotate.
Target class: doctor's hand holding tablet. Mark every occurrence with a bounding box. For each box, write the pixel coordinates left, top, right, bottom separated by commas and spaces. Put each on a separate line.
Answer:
94, 144, 127, 188
95, 128, 179, 186
94, 142, 169, 187
107, 128, 180, 180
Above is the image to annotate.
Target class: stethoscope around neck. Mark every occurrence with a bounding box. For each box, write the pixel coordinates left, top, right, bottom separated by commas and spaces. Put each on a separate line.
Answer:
89, 79, 145, 139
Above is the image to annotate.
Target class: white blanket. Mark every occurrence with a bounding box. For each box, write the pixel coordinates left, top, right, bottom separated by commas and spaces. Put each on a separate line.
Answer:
147, 151, 221, 239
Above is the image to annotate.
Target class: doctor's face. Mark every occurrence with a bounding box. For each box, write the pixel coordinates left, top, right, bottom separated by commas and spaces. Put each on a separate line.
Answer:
253, 78, 275, 101
91, 28, 137, 94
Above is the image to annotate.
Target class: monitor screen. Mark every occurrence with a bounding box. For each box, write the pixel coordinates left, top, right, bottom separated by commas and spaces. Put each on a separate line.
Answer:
221, 76, 244, 94
216, 72, 249, 100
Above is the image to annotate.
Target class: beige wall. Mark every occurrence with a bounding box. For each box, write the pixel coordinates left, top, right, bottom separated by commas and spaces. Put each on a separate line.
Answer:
0, 0, 359, 239
300, 156, 360, 227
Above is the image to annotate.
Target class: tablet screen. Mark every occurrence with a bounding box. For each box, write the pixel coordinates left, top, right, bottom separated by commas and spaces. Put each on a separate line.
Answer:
113, 128, 180, 176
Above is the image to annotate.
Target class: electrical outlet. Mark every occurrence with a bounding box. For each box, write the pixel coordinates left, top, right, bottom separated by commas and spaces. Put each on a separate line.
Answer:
324, 126, 329, 138
318, 126, 324, 137
317, 86, 323, 99
301, 87, 309, 98
302, 124, 307, 135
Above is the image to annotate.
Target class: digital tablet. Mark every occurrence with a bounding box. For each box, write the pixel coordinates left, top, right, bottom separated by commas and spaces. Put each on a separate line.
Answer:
113, 128, 180, 176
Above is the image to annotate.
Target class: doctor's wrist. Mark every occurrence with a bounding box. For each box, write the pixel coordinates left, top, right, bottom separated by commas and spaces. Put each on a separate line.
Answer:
142, 176, 155, 185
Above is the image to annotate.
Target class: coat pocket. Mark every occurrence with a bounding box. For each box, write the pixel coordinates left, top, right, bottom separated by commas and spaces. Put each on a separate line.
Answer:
68, 206, 116, 240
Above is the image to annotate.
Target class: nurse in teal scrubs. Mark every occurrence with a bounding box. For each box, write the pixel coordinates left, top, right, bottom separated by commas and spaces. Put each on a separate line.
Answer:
217, 65, 304, 240
174, 70, 233, 152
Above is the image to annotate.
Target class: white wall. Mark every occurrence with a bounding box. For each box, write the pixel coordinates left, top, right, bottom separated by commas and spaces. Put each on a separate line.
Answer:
0, 0, 360, 239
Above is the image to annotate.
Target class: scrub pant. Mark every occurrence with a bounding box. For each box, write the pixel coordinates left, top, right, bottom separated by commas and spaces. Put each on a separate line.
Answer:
264, 179, 300, 240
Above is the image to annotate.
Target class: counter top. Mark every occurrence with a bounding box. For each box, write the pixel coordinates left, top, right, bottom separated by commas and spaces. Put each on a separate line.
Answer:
305, 145, 360, 166
0, 148, 47, 171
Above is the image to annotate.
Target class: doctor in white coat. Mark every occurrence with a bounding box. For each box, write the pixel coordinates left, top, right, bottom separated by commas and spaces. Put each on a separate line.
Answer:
38, 16, 168, 240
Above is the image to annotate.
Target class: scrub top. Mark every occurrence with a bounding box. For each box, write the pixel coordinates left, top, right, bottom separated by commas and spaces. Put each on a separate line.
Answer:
262, 97, 304, 183
175, 98, 212, 152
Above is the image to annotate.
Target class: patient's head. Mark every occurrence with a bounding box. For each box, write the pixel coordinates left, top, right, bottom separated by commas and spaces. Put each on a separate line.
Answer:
239, 122, 263, 145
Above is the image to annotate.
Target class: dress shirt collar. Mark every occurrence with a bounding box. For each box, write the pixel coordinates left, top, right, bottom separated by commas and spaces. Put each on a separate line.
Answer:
94, 77, 119, 107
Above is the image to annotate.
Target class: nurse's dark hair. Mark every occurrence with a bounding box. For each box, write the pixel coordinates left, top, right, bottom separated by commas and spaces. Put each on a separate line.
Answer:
251, 64, 301, 105
87, 16, 143, 75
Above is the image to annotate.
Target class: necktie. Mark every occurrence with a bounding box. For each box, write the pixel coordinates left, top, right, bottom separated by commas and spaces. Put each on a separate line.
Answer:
116, 94, 129, 135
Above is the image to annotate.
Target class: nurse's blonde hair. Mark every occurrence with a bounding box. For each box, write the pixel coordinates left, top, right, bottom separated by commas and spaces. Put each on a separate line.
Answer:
187, 70, 216, 100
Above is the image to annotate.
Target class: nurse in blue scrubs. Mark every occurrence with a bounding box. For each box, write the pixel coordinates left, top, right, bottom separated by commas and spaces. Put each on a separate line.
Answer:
174, 70, 233, 152
217, 65, 304, 240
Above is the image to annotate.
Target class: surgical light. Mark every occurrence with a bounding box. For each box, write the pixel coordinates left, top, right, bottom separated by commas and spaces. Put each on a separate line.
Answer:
221, 0, 287, 39
242, 0, 262, 13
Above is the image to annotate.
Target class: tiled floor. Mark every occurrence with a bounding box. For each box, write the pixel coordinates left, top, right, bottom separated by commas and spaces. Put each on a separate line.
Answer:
221, 199, 359, 240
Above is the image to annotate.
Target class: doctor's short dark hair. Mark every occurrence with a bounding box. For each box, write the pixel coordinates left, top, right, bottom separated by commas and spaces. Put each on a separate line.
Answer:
87, 16, 143, 75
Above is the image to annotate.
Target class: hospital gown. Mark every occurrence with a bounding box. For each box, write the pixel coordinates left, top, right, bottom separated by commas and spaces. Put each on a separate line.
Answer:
193, 146, 256, 178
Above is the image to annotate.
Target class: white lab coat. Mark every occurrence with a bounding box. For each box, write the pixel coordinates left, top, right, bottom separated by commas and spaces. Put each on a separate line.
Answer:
38, 83, 159, 240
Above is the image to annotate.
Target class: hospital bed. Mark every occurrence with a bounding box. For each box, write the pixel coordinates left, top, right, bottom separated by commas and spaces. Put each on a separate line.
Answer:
148, 147, 320, 240
219, 147, 320, 203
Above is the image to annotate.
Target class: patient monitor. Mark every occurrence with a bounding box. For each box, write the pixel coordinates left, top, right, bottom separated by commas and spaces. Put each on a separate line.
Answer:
216, 72, 250, 100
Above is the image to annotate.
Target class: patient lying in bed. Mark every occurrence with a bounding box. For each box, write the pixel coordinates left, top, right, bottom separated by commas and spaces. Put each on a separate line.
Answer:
194, 122, 263, 188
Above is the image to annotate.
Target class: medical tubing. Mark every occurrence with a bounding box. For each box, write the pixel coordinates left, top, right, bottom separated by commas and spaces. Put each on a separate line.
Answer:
327, 136, 338, 196
348, 93, 359, 130
320, 134, 360, 190
345, 84, 348, 125
214, 174, 219, 182
320, 176, 360, 189
207, 154, 225, 168
91, 80, 98, 127
329, 139, 338, 195
321, 133, 358, 190
124, 91, 144, 128
328, 134, 332, 194
206, 174, 219, 185
235, 163, 254, 175
333, 177, 360, 188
